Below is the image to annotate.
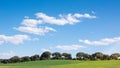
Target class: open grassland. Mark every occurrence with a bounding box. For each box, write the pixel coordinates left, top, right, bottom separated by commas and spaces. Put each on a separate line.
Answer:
0, 60, 120, 68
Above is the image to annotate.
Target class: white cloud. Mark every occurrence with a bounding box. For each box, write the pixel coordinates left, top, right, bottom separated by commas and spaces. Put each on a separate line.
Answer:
36, 12, 96, 25
21, 18, 42, 27
32, 38, 39, 41
14, 18, 56, 35
15, 26, 56, 35
0, 34, 30, 45
0, 41, 4, 44
74, 13, 96, 18
36, 13, 68, 25
66, 14, 80, 24
41, 48, 51, 52
79, 37, 120, 46
15, 12, 96, 35
56, 45, 84, 50
0, 50, 17, 59
24, 16, 29, 19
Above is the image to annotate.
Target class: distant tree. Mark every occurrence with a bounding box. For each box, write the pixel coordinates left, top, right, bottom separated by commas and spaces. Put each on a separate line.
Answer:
2, 52, 120, 64
21, 56, 31, 62
1, 59, 11, 64
76, 52, 90, 60
110, 53, 120, 60
103, 54, 110, 60
72, 58, 77, 60
52, 52, 62, 59
62, 53, 72, 60
92, 52, 104, 60
30, 54, 40, 61
10, 56, 20, 63
0, 59, 2, 63
40, 51, 51, 60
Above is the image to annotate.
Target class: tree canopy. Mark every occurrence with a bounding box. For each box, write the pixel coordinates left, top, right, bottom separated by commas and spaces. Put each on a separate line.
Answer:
0, 52, 120, 64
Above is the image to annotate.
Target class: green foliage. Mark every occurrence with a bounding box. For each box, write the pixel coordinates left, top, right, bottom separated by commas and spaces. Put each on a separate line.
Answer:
1, 59, 11, 64
92, 52, 104, 60
110, 53, 120, 60
20, 56, 31, 62
0, 59, 2, 63
52, 52, 62, 59
76, 52, 90, 60
10, 56, 20, 63
62, 53, 72, 60
30, 54, 40, 61
0, 52, 120, 64
40, 51, 51, 60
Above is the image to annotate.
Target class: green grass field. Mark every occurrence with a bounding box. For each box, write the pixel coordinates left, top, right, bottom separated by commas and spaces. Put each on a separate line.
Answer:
0, 60, 120, 68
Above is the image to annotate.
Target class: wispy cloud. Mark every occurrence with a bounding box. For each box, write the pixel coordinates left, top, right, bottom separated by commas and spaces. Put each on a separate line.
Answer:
0, 41, 4, 44
21, 18, 42, 27
41, 48, 51, 52
0, 34, 30, 45
79, 37, 120, 46
32, 38, 39, 41
0, 50, 16, 59
15, 12, 96, 35
55, 45, 84, 50
36, 12, 96, 25
15, 26, 56, 35
14, 18, 56, 35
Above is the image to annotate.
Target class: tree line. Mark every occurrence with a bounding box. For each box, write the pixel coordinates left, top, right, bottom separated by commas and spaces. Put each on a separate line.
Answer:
0, 51, 120, 64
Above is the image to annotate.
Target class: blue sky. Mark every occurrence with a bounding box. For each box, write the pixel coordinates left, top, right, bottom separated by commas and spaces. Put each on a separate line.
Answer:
0, 0, 120, 59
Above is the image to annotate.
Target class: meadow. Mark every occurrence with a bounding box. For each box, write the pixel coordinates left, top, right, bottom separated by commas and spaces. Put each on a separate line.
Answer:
0, 60, 120, 68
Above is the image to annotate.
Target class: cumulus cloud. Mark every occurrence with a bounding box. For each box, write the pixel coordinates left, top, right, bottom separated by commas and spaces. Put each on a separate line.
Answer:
55, 45, 84, 50
15, 26, 56, 35
0, 34, 30, 45
36, 13, 68, 25
14, 18, 56, 35
79, 37, 120, 46
36, 12, 96, 25
21, 18, 42, 27
15, 12, 96, 35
